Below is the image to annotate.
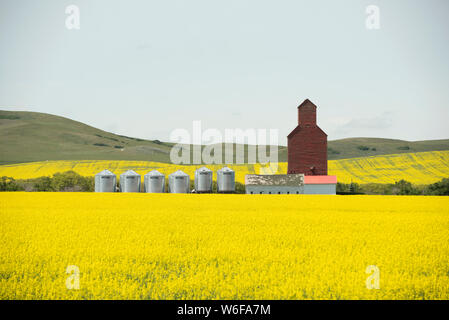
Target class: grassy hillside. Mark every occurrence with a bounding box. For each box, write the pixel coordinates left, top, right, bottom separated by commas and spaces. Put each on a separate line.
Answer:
0, 110, 283, 165
1, 110, 448, 165
1, 151, 448, 184
0, 110, 175, 165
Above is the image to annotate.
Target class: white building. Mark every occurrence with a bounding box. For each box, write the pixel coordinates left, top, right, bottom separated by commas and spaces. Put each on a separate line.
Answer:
245, 174, 337, 195
303, 175, 337, 194
245, 174, 304, 194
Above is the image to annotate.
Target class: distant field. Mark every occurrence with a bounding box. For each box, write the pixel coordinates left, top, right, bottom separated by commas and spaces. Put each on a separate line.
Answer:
329, 150, 449, 184
0, 151, 448, 184
1, 193, 448, 299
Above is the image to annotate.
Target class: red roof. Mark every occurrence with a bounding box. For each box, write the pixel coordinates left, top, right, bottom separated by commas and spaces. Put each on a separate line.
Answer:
304, 175, 337, 184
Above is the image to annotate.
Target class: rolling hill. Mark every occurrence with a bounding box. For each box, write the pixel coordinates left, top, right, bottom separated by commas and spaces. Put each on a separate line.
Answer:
0, 110, 175, 165
1, 110, 449, 165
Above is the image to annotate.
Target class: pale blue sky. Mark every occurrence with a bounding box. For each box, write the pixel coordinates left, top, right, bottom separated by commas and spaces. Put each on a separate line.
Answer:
1, 0, 448, 144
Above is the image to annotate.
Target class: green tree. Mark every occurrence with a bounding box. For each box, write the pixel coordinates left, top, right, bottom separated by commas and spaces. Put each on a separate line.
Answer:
336, 183, 349, 193
234, 181, 245, 194
393, 180, 420, 195
51, 171, 94, 192
349, 182, 360, 193
427, 178, 449, 195
33, 176, 54, 191
0, 176, 23, 191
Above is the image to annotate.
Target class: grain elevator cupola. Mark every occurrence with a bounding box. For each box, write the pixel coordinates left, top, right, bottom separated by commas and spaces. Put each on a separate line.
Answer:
287, 99, 327, 175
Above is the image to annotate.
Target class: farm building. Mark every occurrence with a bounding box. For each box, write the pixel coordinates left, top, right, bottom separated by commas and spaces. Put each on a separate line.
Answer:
216, 167, 235, 193
168, 170, 190, 193
144, 170, 165, 193
194, 167, 213, 193
245, 174, 304, 194
304, 175, 337, 194
120, 170, 141, 193
245, 174, 337, 195
245, 99, 337, 194
287, 99, 327, 175
94, 169, 117, 192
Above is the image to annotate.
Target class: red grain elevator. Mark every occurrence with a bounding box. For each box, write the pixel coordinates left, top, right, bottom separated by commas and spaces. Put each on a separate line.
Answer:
287, 99, 327, 175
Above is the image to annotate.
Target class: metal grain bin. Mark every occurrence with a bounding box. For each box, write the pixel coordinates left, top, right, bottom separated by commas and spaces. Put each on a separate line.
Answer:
168, 170, 190, 193
217, 167, 235, 193
194, 167, 213, 193
119, 170, 141, 193
144, 170, 165, 193
95, 169, 117, 192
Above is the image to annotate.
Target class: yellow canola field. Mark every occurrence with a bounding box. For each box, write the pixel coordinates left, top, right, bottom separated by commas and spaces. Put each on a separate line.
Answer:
1, 192, 448, 300
0, 150, 448, 184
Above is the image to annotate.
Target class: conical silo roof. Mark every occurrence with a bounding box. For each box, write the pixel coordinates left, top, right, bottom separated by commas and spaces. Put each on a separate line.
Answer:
196, 166, 212, 173
121, 170, 140, 176
145, 170, 164, 177
169, 170, 189, 177
96, 169, 115, 176
218, 166, 234, 173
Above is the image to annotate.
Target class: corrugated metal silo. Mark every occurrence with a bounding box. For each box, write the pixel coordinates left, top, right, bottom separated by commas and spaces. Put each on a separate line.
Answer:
119, 170, 141, 192
217, 167, 235, 193
95, 169, 117, 192
194, 167, 213, 193
168, 170, 190, 193
144, 170, 165, 193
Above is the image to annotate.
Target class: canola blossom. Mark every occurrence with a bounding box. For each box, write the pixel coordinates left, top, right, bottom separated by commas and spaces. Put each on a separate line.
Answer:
1, 192, 448, 299
0, 151, 448, 184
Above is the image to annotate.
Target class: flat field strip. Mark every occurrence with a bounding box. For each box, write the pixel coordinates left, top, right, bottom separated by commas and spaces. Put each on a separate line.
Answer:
1, 150, 448, 184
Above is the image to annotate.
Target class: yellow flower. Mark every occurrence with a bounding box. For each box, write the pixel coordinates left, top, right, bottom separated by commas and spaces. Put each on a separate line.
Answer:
1, 193, 448, 299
